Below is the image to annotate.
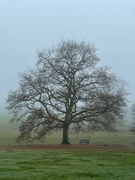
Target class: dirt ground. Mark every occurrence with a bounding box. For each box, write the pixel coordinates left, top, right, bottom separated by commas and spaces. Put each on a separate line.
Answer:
0, 144, 135, 152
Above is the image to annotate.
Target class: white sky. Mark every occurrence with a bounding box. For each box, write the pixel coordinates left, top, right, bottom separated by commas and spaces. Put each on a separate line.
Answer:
0, 0, 135, 115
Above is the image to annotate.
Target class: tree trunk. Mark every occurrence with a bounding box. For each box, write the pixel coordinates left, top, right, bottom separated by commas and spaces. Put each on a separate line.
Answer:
61, 124, 70, 144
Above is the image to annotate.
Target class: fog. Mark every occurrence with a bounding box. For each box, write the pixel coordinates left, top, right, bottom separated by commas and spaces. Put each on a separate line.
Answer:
0, 0, 135, 117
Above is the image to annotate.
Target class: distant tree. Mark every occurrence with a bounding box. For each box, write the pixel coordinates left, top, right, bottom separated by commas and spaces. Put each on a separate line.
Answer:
130, 102, 135, 133
6, 40, 127, 144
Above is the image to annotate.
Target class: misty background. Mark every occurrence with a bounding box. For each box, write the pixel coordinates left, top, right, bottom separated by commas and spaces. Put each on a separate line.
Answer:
0, 0, 135, 122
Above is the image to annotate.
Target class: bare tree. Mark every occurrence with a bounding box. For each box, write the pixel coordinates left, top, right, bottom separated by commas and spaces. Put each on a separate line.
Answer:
130, 102, 135, 133
6, 40, 127, 144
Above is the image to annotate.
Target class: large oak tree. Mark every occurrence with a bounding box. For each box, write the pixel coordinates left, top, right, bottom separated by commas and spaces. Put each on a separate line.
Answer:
6, 40, 127, 144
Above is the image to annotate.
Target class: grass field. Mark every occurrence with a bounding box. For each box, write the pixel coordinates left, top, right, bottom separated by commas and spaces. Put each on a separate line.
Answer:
0, 146, 135, 180
0, 117, 135, 179
0, 124, 134, 145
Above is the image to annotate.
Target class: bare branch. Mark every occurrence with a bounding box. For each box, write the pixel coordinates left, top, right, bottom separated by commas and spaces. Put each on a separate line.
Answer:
6, 40, 128, 143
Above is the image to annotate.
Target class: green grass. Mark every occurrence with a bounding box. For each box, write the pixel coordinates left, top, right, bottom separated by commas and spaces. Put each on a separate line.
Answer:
0, 149, 135, 180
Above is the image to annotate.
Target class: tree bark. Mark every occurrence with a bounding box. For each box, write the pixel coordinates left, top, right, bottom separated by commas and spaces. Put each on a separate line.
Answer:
61, 123, 70, 144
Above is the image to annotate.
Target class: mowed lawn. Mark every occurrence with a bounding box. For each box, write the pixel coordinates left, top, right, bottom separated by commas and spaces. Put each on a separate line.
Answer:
0, 147, 135, 180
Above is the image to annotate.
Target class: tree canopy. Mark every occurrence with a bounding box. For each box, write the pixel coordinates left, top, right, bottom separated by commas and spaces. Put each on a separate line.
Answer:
130, 102, 135, 133
6, 40, 127, 144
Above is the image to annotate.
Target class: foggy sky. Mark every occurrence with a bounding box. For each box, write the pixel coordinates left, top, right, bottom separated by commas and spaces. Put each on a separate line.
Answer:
0, 0, 135, 115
